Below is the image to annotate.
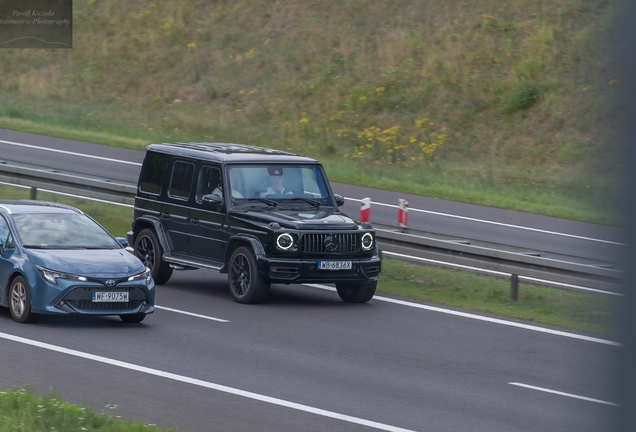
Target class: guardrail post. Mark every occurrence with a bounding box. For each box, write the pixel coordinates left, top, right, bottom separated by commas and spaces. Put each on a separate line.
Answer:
29, 187, 37, 200
511, 274, 519, 301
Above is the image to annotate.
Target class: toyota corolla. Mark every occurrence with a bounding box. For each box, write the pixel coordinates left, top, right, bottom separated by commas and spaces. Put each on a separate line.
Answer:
0, 200, 155, 323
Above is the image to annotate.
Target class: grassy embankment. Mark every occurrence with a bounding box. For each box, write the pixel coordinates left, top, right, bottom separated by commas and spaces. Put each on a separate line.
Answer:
0, 0, 625, 225
0, 386, 179, 431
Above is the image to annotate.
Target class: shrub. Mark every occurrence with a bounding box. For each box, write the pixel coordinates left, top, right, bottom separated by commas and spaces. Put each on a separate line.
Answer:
503, 81, 543, 114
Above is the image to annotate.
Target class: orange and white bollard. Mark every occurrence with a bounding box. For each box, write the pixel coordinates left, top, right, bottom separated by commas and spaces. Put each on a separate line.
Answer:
360, 197, 371, 222
398, 199, 409, 228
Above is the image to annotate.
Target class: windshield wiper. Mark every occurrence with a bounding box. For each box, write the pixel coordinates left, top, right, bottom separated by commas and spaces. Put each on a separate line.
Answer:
243, 198, 278, 207
287, 197, 321, 207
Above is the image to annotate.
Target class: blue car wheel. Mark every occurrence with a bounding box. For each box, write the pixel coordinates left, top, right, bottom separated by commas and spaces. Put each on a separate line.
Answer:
10, 276, 35, 323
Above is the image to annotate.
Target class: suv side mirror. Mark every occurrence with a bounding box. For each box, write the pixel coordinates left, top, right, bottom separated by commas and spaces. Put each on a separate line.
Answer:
202, 194, 223, 206
334, 194, 345, 207
115, 237, 129, 248
0, 239, 4, 255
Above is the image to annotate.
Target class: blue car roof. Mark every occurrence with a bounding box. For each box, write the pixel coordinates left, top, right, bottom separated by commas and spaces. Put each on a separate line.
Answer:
0, 200, 83, 215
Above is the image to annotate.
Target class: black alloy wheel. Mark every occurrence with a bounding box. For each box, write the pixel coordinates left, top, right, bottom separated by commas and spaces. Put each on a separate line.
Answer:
134, 228, 173, 285
228, 246, 270, 304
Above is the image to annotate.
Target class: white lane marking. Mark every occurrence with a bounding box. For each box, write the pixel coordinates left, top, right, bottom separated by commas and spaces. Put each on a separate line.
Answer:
382, 251, 624, 297
0, 332, 415, 432
345, 197, 624, 246
0, 139, 142, 166
155, 305, 230, 323
509, 382, 619, 406
1, 138, 619, 245
304, 284, 621, 346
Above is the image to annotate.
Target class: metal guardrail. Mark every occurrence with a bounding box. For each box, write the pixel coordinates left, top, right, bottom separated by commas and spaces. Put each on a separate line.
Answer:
0, 160, 624, 294
0, 160, 136, 205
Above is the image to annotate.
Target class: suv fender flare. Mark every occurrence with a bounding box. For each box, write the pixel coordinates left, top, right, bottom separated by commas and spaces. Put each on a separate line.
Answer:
131, 216, 172, 253
220, 234, 266, 273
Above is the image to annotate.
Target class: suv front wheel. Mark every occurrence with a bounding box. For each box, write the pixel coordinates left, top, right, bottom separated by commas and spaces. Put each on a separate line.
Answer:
335, 281, 377, 303
134, 228, 173, 285
228, 246, 270, 304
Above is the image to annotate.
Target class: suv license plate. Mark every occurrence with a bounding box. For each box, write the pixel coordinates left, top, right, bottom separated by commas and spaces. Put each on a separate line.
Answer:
92, 292, 129, 302
318, 261, 352, 270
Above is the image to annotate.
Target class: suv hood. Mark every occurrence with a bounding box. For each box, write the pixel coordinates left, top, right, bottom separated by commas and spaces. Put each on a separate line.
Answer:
230, 207, 360, 230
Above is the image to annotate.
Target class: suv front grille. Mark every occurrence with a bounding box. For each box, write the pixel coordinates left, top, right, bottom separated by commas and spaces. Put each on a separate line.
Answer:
300, 233, 359, 253
61, 286, 148, 311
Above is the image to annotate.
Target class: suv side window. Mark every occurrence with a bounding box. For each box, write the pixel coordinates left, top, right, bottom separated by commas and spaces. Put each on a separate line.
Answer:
196, 166, 223, 202
169, 161, 195, 200
139, 154, 169, 195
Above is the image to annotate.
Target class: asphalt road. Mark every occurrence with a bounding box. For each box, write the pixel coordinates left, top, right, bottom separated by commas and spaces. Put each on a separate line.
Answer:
0, 128, 623, 431
0, 270, 620, 432
0, 129, 624, 264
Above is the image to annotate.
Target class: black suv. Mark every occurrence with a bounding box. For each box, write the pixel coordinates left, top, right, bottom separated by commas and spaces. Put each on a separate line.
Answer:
127, 143, 381, 304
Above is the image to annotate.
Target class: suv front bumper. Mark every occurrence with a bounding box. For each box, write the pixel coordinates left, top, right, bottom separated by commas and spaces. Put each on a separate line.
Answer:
259, 256, 381, 284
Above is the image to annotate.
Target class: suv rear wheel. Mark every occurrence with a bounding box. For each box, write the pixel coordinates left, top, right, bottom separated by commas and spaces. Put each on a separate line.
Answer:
335, 281, 377, 303
134, 228, 173, 285
228, 246, 270, 304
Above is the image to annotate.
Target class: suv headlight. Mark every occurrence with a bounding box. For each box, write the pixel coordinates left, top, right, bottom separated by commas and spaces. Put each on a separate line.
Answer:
276, 233, 295, 251
361, 233, 374, 251
37, 265, 87, 284
128, 268, 152, 285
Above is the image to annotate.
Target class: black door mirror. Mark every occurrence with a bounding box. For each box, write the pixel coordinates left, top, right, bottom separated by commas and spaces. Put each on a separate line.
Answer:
333, 194, 345, 207
202, 194, 223, 206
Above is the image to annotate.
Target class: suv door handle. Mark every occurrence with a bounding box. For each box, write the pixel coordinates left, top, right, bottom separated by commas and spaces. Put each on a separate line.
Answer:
191, 218, 199, 225
161, 213, 170, 220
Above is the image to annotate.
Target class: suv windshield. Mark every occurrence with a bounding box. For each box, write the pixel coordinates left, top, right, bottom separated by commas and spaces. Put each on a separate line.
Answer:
12, 213, 121, 249
228, 165, 332, 206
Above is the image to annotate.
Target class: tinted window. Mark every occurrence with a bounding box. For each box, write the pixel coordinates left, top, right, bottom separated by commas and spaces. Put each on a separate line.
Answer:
196, 166, 223, 202
139, 154, 169, 195
169, 161, 195, 199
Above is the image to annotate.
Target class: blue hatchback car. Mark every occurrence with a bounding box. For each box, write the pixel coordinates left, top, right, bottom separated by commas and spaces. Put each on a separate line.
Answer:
0, 201, 155, 323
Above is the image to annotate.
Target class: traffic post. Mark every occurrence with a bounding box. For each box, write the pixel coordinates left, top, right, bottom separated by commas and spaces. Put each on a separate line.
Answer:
398, 199, 409, 229
360, 197, 371, 222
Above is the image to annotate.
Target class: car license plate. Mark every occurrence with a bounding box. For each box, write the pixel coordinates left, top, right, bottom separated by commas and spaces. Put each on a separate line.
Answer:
318, 261, 352, 270
92, 291, 129, 302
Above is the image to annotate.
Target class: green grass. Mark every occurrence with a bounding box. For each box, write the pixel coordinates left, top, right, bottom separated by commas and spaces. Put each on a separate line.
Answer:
380, 258, 617, 336
0, 184, 617, 336
0, 0, 627, 225
0, 386, 179, 431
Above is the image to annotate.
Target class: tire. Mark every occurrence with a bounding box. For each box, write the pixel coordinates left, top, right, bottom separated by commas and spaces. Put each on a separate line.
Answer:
134, 228, 173, 285
120, 313, 146, 323
228, 246, 270, 304
9, 276, 35, 323
335, 280, 377, 303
